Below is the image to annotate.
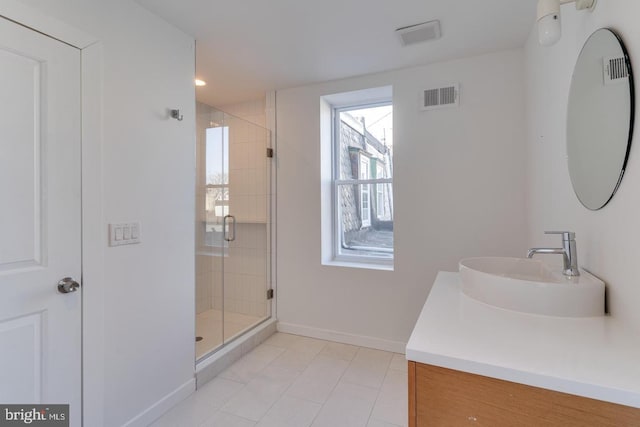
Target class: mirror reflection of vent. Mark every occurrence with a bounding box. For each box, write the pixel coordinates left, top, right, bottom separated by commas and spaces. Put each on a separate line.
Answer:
604, 56, 629, 85
421, 84, 459, 111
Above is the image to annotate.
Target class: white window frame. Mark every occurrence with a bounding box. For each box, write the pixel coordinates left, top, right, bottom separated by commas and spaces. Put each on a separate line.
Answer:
360, 156, 371, 227
376, 163, 385, 219
332, 101, 393, 266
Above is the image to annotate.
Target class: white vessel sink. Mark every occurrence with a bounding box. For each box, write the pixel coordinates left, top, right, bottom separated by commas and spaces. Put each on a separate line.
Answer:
459, 257, 605, 317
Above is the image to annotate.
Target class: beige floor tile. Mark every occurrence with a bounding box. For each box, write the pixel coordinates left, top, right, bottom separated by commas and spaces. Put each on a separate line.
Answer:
289, 336, 328, 355
285, 355, 350, 404
152, 337, 408, 427
268, 335, 328, 372
263, 332, 303, 349
388, 354, 408, 373
148, 398, 200, 427
341, 362, 388, 389
219, 344, 284, 383
341, 347, 394, 389
319, 342, 359, 361
367, 419, 401, 427
370, 370, 408, 426
200, 411, 256, 427
353, 347, 394, 366
151, 377, 246, 427
221, 365, 299, 421
255, 395, 322, 427
269, 347, 319, 372
310, 381, 379, 427
190, 377, 245, 421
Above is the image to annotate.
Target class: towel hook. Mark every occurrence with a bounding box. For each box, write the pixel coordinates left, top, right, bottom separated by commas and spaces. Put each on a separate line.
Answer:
170, 109, 184, 121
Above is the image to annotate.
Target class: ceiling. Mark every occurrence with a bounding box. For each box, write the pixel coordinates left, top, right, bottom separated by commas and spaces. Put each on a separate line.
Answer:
135, 0, 537, 106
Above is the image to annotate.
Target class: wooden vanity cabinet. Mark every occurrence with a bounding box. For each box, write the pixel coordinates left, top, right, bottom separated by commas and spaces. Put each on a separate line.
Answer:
408, 362, 640, 427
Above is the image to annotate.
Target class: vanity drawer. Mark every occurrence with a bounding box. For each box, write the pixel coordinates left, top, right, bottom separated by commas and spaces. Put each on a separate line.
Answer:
408, 362, 640, 427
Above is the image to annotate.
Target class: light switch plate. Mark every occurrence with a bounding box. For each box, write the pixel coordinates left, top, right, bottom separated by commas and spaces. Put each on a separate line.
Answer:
109, 222, 141, 246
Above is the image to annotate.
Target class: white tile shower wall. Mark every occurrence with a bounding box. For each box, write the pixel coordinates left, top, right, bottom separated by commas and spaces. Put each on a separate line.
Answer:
227, 117, 269, 224
196, 254, 215, 314
225, 113, 269, 318
213, 223, 268, 318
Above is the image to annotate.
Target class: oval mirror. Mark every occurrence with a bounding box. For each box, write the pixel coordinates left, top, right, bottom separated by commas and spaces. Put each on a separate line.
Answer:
567, 28, 635, 210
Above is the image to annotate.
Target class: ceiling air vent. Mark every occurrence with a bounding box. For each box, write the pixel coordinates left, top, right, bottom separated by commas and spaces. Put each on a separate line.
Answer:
604, 56, 629, 85
420, 84, 459, 111
396, 20, 441, 47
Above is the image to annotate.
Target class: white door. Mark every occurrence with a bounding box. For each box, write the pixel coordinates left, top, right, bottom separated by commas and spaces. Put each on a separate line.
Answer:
0, 16, 81, 425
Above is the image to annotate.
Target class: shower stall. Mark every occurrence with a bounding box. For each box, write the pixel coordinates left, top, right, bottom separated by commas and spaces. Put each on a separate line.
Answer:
195, 102, 272, 361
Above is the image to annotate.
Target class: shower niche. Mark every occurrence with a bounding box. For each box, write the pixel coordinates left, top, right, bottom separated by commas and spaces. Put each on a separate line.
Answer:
195, 102, 272, 360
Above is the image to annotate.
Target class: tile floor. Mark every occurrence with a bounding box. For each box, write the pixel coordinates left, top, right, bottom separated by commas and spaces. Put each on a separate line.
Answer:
196, 309, 265, 359
152, 333, 408, 427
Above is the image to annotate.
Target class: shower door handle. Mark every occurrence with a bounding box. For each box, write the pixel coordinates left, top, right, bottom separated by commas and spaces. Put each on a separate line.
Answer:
223, 215, 236, 242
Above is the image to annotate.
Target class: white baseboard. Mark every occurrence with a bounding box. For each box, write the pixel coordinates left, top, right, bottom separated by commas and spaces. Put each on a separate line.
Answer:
122, 378, 195, 427
277, 322, 406, 354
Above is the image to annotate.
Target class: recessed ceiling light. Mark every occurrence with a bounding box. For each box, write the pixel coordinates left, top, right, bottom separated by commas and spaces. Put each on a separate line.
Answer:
195, 79, 207, 87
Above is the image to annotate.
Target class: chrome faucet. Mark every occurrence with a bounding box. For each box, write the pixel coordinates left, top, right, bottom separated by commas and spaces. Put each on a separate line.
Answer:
527, 231, 580, 277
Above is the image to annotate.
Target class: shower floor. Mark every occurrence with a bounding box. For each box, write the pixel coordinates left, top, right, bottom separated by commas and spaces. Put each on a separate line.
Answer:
196, 309, 264, 359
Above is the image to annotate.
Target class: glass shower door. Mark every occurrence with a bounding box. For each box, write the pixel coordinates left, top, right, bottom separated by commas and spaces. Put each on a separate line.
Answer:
195, 107, 228, 358
195, 103, 272, 362
223, 114, 272, 344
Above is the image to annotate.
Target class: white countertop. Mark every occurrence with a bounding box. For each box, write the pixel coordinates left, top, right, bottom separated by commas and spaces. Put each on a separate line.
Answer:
406, 271, 640, 408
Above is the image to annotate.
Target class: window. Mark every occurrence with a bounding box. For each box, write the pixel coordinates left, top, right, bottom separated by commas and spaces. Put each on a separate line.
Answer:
204, 126, 229, 248
333, 103, 394, 263
359, 156, 371, 227
376, 167, 384, 219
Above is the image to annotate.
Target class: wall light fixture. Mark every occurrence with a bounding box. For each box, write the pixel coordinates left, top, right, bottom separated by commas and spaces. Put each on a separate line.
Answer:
537, 0, 597, 46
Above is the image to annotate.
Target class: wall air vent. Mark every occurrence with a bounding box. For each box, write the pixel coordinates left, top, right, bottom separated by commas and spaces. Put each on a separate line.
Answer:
420, 84, 459, 111
396, 20, 441, 46
604, 56, 629, 85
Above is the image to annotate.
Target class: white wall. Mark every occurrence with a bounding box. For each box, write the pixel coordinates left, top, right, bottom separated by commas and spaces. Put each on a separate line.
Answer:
276, 49, 528, 348
524, 1, 640, 329
13, 1, 196, 426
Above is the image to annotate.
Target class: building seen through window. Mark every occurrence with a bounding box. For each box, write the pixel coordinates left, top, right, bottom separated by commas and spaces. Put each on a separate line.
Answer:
334, 104, 393, 261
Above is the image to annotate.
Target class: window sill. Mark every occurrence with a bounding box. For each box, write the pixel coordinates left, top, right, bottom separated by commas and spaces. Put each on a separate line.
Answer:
322, 258, 394, 272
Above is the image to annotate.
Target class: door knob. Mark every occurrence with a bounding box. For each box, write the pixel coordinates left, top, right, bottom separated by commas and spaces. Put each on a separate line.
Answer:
57, 277, 80, 294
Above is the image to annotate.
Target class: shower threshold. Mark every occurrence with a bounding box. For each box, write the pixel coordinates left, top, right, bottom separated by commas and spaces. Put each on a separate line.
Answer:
195, 308, 267, 360
195, 317, 276, 388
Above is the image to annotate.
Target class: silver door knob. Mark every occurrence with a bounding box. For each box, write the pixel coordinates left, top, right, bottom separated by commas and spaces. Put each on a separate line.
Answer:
57, 277, 80, 294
